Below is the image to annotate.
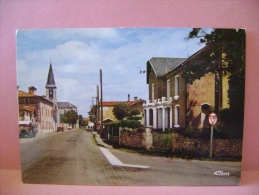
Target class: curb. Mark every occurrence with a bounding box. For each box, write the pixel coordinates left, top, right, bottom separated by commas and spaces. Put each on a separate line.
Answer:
92, 132, 112, 148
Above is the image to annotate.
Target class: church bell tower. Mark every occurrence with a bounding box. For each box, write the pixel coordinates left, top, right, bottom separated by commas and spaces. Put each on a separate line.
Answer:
45, 62, 58, 130
45, 62, 57, 104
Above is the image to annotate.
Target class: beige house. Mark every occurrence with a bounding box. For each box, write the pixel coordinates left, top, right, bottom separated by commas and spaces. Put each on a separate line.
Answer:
101, 95, 145, 124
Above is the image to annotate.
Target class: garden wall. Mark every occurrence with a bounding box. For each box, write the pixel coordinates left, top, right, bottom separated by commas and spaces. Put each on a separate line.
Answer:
172, 132, 242, 158
119, 127, 153, 150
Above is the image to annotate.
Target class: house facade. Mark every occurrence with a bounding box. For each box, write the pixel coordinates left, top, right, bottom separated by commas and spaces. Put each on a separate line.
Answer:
19, 105, 35, 122
18, 87, 55, 133
143, 46, 229, 131
101, 95, 145, 124
143, 58, 186, 131
57, 102, 78, 129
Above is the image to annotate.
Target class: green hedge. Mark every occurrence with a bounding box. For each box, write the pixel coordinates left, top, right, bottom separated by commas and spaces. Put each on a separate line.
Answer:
126, 116, 142, 121
106, 120, 142, 136
106, 120, 142, 129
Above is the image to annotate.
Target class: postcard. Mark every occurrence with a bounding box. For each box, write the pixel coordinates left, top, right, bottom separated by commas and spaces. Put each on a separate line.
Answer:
17, 28, 245, 185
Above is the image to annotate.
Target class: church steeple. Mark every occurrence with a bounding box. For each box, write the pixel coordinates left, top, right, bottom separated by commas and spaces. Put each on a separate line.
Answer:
46, 63, 56, 88
45, 61, 59, 130
45, 62, 57, 102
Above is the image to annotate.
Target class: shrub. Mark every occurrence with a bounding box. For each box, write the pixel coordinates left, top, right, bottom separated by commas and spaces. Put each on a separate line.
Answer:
120, 120, 142, 129
106, 120, 142, 135
173, 127, 210, 139
153, 131, 172, 149
126, 116, 142, 121
112, 103, 130, 120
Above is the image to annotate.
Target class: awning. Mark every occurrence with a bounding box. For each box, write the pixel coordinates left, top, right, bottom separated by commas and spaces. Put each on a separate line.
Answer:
19, 121, 32, 126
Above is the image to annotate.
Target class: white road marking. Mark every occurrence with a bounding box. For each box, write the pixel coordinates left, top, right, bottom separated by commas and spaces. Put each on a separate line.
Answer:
99, 147, 150, 169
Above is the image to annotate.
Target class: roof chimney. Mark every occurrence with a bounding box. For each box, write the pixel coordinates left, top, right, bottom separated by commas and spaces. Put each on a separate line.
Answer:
28, 86, 37, 95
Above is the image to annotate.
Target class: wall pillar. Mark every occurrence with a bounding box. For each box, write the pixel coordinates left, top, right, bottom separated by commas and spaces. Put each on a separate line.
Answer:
162, 108, 165, 132
146, 108, 150, 127
153, 108, 157, 129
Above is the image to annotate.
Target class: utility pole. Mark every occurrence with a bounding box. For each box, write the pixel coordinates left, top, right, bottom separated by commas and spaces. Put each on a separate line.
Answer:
99, 69, 103, 135
96, 85, 99, 122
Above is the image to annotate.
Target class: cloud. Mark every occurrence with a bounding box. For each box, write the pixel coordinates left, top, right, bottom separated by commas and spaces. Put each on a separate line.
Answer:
17, 28, 207, 117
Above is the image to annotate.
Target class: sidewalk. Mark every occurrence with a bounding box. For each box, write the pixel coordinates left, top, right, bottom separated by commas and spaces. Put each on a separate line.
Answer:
92, 131, 112, 148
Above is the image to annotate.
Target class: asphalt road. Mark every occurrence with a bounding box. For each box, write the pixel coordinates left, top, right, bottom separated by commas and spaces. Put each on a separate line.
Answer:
20, 129, 241, 186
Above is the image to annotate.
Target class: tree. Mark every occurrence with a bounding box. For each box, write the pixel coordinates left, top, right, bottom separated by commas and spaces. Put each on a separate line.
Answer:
88, 105, 98, 123
127, 108, 141, 120
184, 28, 245, 85
112, 102, 130, 120
183, 28, 245, 132
60, 110, 78, 127
79, 115, 87, 127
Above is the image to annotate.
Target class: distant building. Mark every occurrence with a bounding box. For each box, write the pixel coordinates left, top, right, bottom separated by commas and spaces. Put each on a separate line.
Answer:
57, 102, 78, 129
57, 102, 77, 115
101, 94, 145, 124
18, 62, 80, 133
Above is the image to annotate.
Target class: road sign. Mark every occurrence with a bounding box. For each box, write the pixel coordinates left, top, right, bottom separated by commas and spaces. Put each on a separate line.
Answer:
209, 113, 218, 126
208, 112, 217, 158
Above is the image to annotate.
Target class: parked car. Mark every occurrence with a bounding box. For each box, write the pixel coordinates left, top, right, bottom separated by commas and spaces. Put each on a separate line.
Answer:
19, 121, 37, 138
67, 126, 72, 130
57, 127, 64, 132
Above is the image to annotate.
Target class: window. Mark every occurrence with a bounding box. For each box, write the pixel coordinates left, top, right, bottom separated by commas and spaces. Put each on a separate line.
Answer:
174, 105, 180, 127
152, 83, 154, 101
24, 98, 29, 104
174, 75, 179, 100
167, 79, 170, 99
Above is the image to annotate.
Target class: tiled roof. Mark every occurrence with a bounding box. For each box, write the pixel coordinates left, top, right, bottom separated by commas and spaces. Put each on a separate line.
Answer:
18, 90, 36, 97
57, 102, 77, 109
18, 90, 54, 105
99, 102, 122, 106
148, 57, 186, 77
146, 57, 186, 84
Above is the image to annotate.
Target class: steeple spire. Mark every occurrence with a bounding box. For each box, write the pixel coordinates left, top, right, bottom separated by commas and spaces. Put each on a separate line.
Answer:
46, 62, 56, 88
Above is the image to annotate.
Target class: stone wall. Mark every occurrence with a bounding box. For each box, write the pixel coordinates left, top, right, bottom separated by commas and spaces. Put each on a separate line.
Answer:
119, 127, 153, 150
172, 132, 242, 158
